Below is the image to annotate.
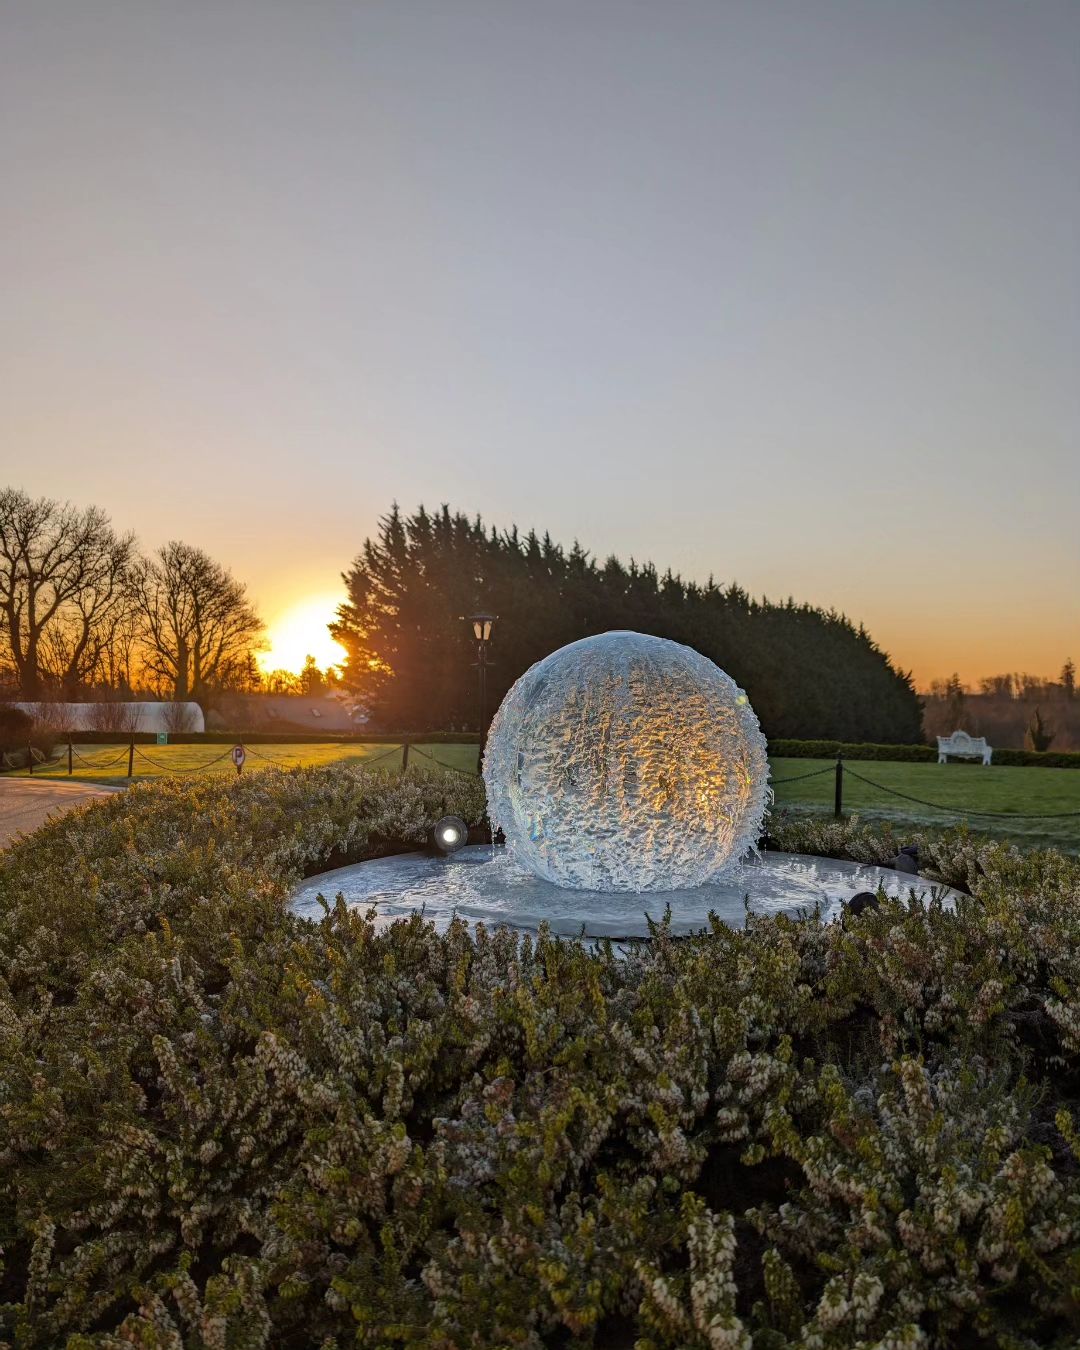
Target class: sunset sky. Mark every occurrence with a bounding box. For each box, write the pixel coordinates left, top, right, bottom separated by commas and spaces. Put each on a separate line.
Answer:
2, 1, 1077, 687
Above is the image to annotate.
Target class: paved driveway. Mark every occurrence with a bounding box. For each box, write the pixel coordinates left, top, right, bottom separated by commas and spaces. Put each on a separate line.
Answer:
0, 778, 121, 849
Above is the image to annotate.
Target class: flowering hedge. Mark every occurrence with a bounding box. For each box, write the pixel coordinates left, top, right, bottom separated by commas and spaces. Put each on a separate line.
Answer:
2, 768, 1080, 1347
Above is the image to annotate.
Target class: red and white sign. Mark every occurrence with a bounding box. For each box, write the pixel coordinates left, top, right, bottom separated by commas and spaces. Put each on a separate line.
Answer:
231, 744, 246, 771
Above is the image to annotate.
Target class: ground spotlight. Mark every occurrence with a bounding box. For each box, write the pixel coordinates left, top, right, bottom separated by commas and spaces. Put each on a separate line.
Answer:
432, 815, 469, 854
846, 890, 881, 919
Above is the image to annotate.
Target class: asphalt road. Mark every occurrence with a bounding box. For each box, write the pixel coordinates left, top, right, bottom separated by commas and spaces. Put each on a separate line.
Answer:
0, 777, 120, 849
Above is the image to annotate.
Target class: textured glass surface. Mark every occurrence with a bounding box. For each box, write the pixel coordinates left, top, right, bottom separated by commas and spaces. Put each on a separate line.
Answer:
482, 630, 770, 892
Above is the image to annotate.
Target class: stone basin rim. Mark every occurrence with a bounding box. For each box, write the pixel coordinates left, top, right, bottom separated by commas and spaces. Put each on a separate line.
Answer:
289, 845, 962, 940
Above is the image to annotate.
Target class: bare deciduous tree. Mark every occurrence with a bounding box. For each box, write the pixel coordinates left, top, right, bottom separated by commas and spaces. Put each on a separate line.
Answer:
0, 488, 135, 698
40, 539, 137, 695
130, 542, 262, 700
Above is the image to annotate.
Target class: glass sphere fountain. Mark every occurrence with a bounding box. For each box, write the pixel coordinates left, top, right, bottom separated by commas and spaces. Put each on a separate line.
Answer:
290, 632, 957, 938
483, 631, 769, 891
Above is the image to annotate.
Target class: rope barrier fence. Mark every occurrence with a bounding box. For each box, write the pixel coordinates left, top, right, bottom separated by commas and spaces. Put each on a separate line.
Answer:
840, 765, 1080, 820
770, 755, 1080, 824
769, 765, 836, 786
20, 737, 465, 779
408, 743, 483, 778
133, 745, 236, 774
71, 747, 137, 770
352, 744, 408, 770
5, 741, 1079, 827
0, 740, 472, 779
240, 743, 300, 768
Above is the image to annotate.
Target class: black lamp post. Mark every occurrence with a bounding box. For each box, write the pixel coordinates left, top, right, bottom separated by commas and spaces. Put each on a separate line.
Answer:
469, 612, 496, 740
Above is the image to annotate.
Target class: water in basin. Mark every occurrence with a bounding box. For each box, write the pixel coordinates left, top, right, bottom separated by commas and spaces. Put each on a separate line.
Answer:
289, 845, 960, 939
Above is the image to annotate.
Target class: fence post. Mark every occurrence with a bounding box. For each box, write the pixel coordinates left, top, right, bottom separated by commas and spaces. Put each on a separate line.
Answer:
27, 743, 33, 775
401, 740, 410, 772
833, 753, 844, 818
128, 737, 135, 779
68, 739, 73, 775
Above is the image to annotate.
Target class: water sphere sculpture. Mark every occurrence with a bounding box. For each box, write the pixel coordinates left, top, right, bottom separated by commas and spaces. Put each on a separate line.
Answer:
483, 631, 770, 892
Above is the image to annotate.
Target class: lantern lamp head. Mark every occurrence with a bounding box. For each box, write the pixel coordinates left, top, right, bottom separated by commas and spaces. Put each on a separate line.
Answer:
470, 613, 496, 643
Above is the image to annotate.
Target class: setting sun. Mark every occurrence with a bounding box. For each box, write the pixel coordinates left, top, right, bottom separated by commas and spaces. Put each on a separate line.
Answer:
258, 596, 347, 675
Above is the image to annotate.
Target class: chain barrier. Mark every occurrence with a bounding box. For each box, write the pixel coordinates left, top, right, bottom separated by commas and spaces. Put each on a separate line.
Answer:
54, 740, 441, 778
357, 744, 408, 769
132, 745, 236, 773
225, 743, 405, 770
770, 765, 836, 786
407, 744, 481, 777
842, 766, 1080, 820
239, 743, 294, 768
21, 741, 1080, 822
241, 742, 462, 773
71, 746, 132, 770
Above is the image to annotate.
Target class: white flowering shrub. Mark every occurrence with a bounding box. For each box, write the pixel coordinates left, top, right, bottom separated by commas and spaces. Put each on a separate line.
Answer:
1, 777, 1079, 1346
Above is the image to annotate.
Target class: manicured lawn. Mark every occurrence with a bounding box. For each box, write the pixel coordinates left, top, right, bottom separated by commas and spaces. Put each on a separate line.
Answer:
13, 740, 481, 784
770, 756, 1080, 853
11, 745, 1080, 853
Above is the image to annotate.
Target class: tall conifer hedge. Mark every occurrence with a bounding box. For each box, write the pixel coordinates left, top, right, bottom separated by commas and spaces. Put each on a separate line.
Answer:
332, 506, 923, 743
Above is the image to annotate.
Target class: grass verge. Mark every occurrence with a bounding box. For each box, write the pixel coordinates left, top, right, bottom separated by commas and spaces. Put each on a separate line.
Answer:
770, 755, 1080, 853
8, 739, 481, 783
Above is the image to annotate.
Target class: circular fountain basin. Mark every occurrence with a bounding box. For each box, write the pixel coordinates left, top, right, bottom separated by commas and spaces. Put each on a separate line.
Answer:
289, 846, 961, 940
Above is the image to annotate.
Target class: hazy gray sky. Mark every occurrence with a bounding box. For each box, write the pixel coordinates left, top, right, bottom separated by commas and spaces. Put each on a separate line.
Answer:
2, 0, 1077, 683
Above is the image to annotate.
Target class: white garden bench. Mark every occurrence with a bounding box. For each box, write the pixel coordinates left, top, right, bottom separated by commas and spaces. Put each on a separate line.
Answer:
937, 730, 992, 765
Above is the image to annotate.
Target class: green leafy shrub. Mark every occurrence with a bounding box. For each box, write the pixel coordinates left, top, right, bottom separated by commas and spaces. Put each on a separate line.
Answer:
2, 770, 1080, 1346
990, 747, 1080, 768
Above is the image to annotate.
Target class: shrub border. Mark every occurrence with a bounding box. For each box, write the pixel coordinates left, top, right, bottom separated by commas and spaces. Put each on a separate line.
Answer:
770, 738, 1080, 769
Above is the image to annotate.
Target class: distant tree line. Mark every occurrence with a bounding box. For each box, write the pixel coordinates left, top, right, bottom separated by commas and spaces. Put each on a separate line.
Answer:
260, 655, 341, 697
333, 505, 923, 742
0, 487, 263, 703
928, 663, 1076, 703
925, 660, 1078, 751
